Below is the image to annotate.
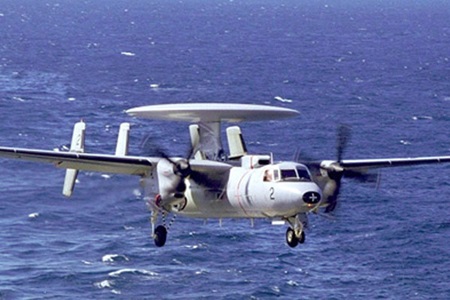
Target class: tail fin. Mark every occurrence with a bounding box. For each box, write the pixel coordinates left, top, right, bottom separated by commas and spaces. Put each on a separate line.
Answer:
226, 126, 247, 159
62, 121, 86, 197
189, 124, 205, 160
115, 122, 130, 156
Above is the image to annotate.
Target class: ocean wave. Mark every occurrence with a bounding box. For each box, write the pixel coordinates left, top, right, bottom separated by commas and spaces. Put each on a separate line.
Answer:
412, 115, 433, 121
102, 254, 129, 263
28, 212, 39, 219
120, 51, 136, 57
94, 279, 114, 289
274, 96, 293, 103
108, 268, 159, 278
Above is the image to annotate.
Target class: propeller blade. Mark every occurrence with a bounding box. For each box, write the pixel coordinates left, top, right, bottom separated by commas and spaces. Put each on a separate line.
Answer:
140, 134, 193, 177
336, 124, 351, 162
321, 124, 351, 213
300, 125, 377, 213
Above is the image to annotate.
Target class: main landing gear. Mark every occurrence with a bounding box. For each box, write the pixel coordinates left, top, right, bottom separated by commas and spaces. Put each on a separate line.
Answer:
150, 211, 175, 247
149, 194, 177, 247
285, 214, 307, 248
154, 225, 167, 247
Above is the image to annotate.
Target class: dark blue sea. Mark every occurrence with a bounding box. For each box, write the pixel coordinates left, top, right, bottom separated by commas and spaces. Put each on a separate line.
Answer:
1, 0, 449, 299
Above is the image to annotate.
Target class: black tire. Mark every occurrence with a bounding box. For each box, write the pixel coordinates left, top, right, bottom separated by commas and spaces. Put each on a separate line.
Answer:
286, 228, 299, 248
154, 225, 167, 247
299, 231, 305, 244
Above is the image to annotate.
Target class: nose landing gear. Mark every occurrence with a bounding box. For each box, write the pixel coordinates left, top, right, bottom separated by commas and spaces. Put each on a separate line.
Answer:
286, 227, 305, 248
285, 214, 307, 248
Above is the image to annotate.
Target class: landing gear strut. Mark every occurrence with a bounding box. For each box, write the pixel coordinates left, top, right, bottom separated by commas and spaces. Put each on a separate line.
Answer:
149, 195, 177, 247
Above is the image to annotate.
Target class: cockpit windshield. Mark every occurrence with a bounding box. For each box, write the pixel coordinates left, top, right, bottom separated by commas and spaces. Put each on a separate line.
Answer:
264, 165, 312, 182
295, 166, 312, 182
280, 169, 298, 181
280, 166, 311, 182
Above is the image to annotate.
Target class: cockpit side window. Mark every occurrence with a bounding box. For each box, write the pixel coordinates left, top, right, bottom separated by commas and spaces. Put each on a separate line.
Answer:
273, 169, 280, 181
264, 168, 281, 182
264, 169, 274, 182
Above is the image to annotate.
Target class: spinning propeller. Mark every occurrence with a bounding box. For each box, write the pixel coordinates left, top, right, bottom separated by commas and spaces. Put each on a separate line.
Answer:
321, 125, 352, 212
301, 125, 378, 213
140, 135, 218, 206
323, 125, 380, 212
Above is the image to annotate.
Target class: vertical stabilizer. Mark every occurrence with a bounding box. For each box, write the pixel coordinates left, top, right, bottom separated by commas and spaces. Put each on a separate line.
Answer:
226, 126, 247, 159
115, 122, 130, 156
189, 124, 205, 160
63, 121, 86, 197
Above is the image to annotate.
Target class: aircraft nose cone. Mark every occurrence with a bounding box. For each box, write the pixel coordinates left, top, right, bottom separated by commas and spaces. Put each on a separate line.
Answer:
303, 191, 321, 205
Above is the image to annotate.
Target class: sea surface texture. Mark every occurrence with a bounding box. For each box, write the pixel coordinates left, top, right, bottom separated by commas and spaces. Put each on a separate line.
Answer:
0, 0, 449, 299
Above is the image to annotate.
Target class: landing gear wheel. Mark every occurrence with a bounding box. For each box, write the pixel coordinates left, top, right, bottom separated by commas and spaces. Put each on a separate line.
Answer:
299, 231, 305, 244
154, 225, 167, 247
286, 228, 299, 248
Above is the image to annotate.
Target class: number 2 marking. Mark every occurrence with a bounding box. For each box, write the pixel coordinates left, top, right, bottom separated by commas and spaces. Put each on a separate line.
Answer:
269, 187, 275, 200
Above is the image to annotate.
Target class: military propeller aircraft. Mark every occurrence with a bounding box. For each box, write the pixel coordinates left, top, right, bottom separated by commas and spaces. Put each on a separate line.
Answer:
0, 103, 449, 248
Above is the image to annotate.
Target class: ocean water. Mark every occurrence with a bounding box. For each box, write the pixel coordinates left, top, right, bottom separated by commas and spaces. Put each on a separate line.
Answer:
0, 0, 449, 299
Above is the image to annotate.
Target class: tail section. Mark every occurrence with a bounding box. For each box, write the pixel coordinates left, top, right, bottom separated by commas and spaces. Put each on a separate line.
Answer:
62, 121, 131, 197
226, 126, 247, 160
115, 122, 130, 156
62, 121, 86, 197
189, 124, 206, 160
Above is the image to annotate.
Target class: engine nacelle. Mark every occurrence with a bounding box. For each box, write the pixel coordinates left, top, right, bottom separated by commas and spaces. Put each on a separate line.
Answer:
156, 159, 187, 208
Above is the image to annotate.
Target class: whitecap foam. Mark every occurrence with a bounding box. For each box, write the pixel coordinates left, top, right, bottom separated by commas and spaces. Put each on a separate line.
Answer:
108, 268, 158, 277
195, 269, 208, 275
12, 96, 26, 102
412, 115, 433, 121
184, 243, 205, 250
132, 189, 142, 197
287, 280, 299, 286
274, 96, 293, 103
102, 254, 129, 263
28, 212, 39, 218
94, 280, 113, 289
121, 51, 136, 56
172, 258, 184, 265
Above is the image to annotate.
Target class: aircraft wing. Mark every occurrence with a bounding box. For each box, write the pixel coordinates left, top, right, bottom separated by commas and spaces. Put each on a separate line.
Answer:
339, 156, 450, 171
0, 146, 157, 176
